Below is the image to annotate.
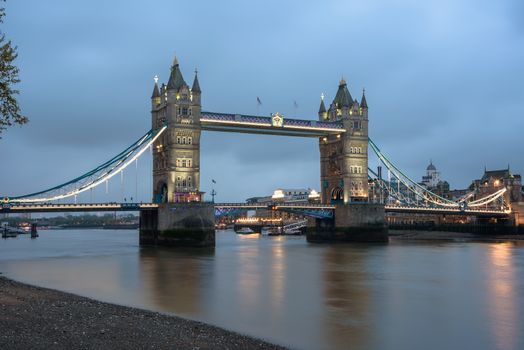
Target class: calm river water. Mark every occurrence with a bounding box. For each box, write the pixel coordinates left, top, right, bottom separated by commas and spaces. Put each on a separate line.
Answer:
1, 229, 523, 350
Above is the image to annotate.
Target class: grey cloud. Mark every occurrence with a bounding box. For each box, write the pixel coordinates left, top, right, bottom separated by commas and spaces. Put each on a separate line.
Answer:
1, 0, 523, 201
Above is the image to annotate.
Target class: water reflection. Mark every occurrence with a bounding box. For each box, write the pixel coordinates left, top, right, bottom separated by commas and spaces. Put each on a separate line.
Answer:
486, 243, 518, 350
1, 230, 524, 350
236, 236, 261, 310
139, 247, 214, 315
322, 246, 371, 350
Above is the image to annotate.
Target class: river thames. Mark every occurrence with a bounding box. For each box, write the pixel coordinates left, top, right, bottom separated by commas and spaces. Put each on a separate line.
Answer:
1, 229, 523, 350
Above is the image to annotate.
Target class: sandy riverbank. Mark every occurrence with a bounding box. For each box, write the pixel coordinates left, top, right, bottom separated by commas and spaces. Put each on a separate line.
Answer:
389, 230, 524, 242
0, 276, 286, 350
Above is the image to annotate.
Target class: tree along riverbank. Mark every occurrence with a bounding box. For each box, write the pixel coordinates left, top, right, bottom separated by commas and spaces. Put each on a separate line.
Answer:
0, 276, 286, 350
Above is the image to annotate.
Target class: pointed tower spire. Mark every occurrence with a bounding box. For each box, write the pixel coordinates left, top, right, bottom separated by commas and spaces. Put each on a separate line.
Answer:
332, 77, 353, 108
360, 88, 368, 109
191, 68, 201, 93
167, 54, 187, 91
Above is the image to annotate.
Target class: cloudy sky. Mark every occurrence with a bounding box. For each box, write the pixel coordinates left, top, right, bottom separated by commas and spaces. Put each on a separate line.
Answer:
1, 0, 523, 203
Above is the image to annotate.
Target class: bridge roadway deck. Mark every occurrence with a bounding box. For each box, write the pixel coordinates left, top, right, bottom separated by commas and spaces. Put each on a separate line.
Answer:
0, 202, 509, 217
385, 205, 510, 217
0, 203, 159, 213
200, 111, 344, 137
0, 202, 335, 214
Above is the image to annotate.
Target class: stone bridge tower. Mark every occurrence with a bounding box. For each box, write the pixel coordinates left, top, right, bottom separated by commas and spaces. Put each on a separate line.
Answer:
141, 56, 214, 248
311, 79, 387, 242
319, 79, 369, 205
151, 56, 202, 203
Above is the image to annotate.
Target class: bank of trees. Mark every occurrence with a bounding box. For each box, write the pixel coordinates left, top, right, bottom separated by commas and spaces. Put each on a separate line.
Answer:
0, 1, 26, 136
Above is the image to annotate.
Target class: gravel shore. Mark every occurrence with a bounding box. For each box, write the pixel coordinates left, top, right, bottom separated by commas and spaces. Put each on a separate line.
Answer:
0, 276, 287, 350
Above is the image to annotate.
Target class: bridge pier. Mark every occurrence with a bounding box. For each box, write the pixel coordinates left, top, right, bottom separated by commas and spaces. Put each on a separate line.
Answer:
139, 203, 215, 247
307, 203, 388, 243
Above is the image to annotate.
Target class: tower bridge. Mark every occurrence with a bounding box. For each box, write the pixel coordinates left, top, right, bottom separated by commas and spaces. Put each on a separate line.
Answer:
2, 54, 523, 246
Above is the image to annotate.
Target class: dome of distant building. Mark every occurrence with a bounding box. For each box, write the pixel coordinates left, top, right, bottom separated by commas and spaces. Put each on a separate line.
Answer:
421, 161, 440, 189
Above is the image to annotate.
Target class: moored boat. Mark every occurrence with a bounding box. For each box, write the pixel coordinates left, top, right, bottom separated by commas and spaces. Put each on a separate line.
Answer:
263, 227, 282, 236
2, 227, 20, 238
236, 227, 255, 234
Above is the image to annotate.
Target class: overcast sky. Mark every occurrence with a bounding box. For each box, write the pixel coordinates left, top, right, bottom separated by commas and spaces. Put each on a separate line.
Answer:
1, 0, 523, 203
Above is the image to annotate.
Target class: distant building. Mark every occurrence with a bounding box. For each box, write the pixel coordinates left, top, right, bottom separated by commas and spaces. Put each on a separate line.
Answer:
244, 188, 320, 221
421, 161, 441, 188
246, 188, 320, 204
420, 161, 450, 198
470, 167, 523, 204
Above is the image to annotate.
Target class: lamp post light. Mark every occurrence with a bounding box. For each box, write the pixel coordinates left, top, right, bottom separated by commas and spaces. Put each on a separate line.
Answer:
211, 179, 217, 203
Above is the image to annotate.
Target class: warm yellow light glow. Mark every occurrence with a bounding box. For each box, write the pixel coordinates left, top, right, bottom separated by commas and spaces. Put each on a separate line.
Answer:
272, 189, 285, 199
308, 189, 320, 198
282, 124, 345, 132
236, 217, 282, 223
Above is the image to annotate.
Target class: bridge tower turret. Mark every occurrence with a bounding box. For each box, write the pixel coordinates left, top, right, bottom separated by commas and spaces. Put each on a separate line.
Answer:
319, 79, 369, 204
151, 55, 202, 203
318, 94, 327, 121
151, 76, 161, 107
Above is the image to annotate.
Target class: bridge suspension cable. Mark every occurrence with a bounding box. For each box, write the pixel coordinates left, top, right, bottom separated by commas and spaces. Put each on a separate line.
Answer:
6, 125, 167, 203
368, 138, 509, 210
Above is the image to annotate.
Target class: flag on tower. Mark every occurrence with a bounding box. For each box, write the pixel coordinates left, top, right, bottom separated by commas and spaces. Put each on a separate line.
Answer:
256, 97, 262, 105
212, 179, 216, 184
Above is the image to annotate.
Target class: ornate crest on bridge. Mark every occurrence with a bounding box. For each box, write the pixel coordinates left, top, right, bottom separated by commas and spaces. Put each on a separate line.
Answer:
271, 112, 284, 127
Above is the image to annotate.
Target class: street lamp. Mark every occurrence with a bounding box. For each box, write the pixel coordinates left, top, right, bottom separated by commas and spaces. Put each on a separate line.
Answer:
211, 179, 217, 203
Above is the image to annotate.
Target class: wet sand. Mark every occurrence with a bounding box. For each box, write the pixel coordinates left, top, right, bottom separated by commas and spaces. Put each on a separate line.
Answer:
0, 276, 286, 350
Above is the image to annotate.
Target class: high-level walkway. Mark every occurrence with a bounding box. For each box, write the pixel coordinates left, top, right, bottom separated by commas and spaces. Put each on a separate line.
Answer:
201, 111, 344, 137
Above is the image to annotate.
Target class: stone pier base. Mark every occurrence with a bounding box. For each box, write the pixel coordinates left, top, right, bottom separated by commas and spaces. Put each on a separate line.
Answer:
512, 202, 524, 227
307, 203, 388, 243
139, 203, 215, 247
